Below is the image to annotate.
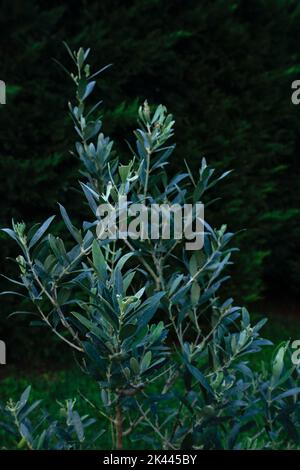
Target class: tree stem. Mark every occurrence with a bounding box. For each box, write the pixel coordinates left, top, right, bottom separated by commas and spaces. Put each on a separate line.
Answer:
115, 401, 123, 450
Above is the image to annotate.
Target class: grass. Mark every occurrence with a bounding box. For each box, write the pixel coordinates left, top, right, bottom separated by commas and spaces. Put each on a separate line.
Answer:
0, 367, 111, 449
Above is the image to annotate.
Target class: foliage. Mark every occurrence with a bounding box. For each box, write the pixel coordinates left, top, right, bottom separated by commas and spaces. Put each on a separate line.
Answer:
0, 385, 103, 450
1, 1, 300, 329
1, 46, 300, 450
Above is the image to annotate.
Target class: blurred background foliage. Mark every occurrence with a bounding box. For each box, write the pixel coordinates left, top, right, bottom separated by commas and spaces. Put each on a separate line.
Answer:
0, 0, 300, 366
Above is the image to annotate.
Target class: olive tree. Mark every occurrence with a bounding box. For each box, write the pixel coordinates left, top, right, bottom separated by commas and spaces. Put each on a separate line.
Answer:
1, 45, 300, 450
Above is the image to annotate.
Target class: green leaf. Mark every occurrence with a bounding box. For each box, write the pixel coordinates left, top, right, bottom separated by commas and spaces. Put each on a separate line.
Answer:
120, 323, 138, 341
80, 182, 99, 215
77, 77, 88, 100
140, 351, 152, 373
135, 291, 165, 327
271, 344, 287, 385
1, 228, 21, 245
72, 311, 102, 338
83, 341, 107, 371
18, 400, 42, 421
20, 423, 33, 446
113, 267, 123, 296
273, 387, 300, 401
19, 386, 31, 409
29, 216, 55, 249
92, 240, 107, 282
186, 363, 214, 397
169, 274, 184, 296
77, 47, 84, 69
89, 63, 113, 80
36, 430, 47, 450
71, 410, 85, 442
191, 281, 200, 306
123, 271, 135, 293
59, 204, 82, 244
150, 321, 165, 343
115, 252, 134, 272
82, 81, 96, 101
130, 357, 140, 375
0, 291, 26, 298
63, 41, 76, 64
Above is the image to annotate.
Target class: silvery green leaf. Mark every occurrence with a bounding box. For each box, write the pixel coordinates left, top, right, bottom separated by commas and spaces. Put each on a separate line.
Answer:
186, 363, 214, 397
130, 357, 140, 375
273, 387, 300, 401
29, 216, 55, 249
140, 351, 152, 373
92, 239, 107, 281
59, 204, 82, 244
82, 81, 96, 101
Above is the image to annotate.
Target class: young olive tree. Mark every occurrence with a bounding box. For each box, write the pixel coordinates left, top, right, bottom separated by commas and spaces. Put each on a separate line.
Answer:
1, 45, 300, 450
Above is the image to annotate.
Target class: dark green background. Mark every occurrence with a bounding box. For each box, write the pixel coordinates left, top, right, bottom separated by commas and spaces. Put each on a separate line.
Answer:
0, 0, 300, 366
